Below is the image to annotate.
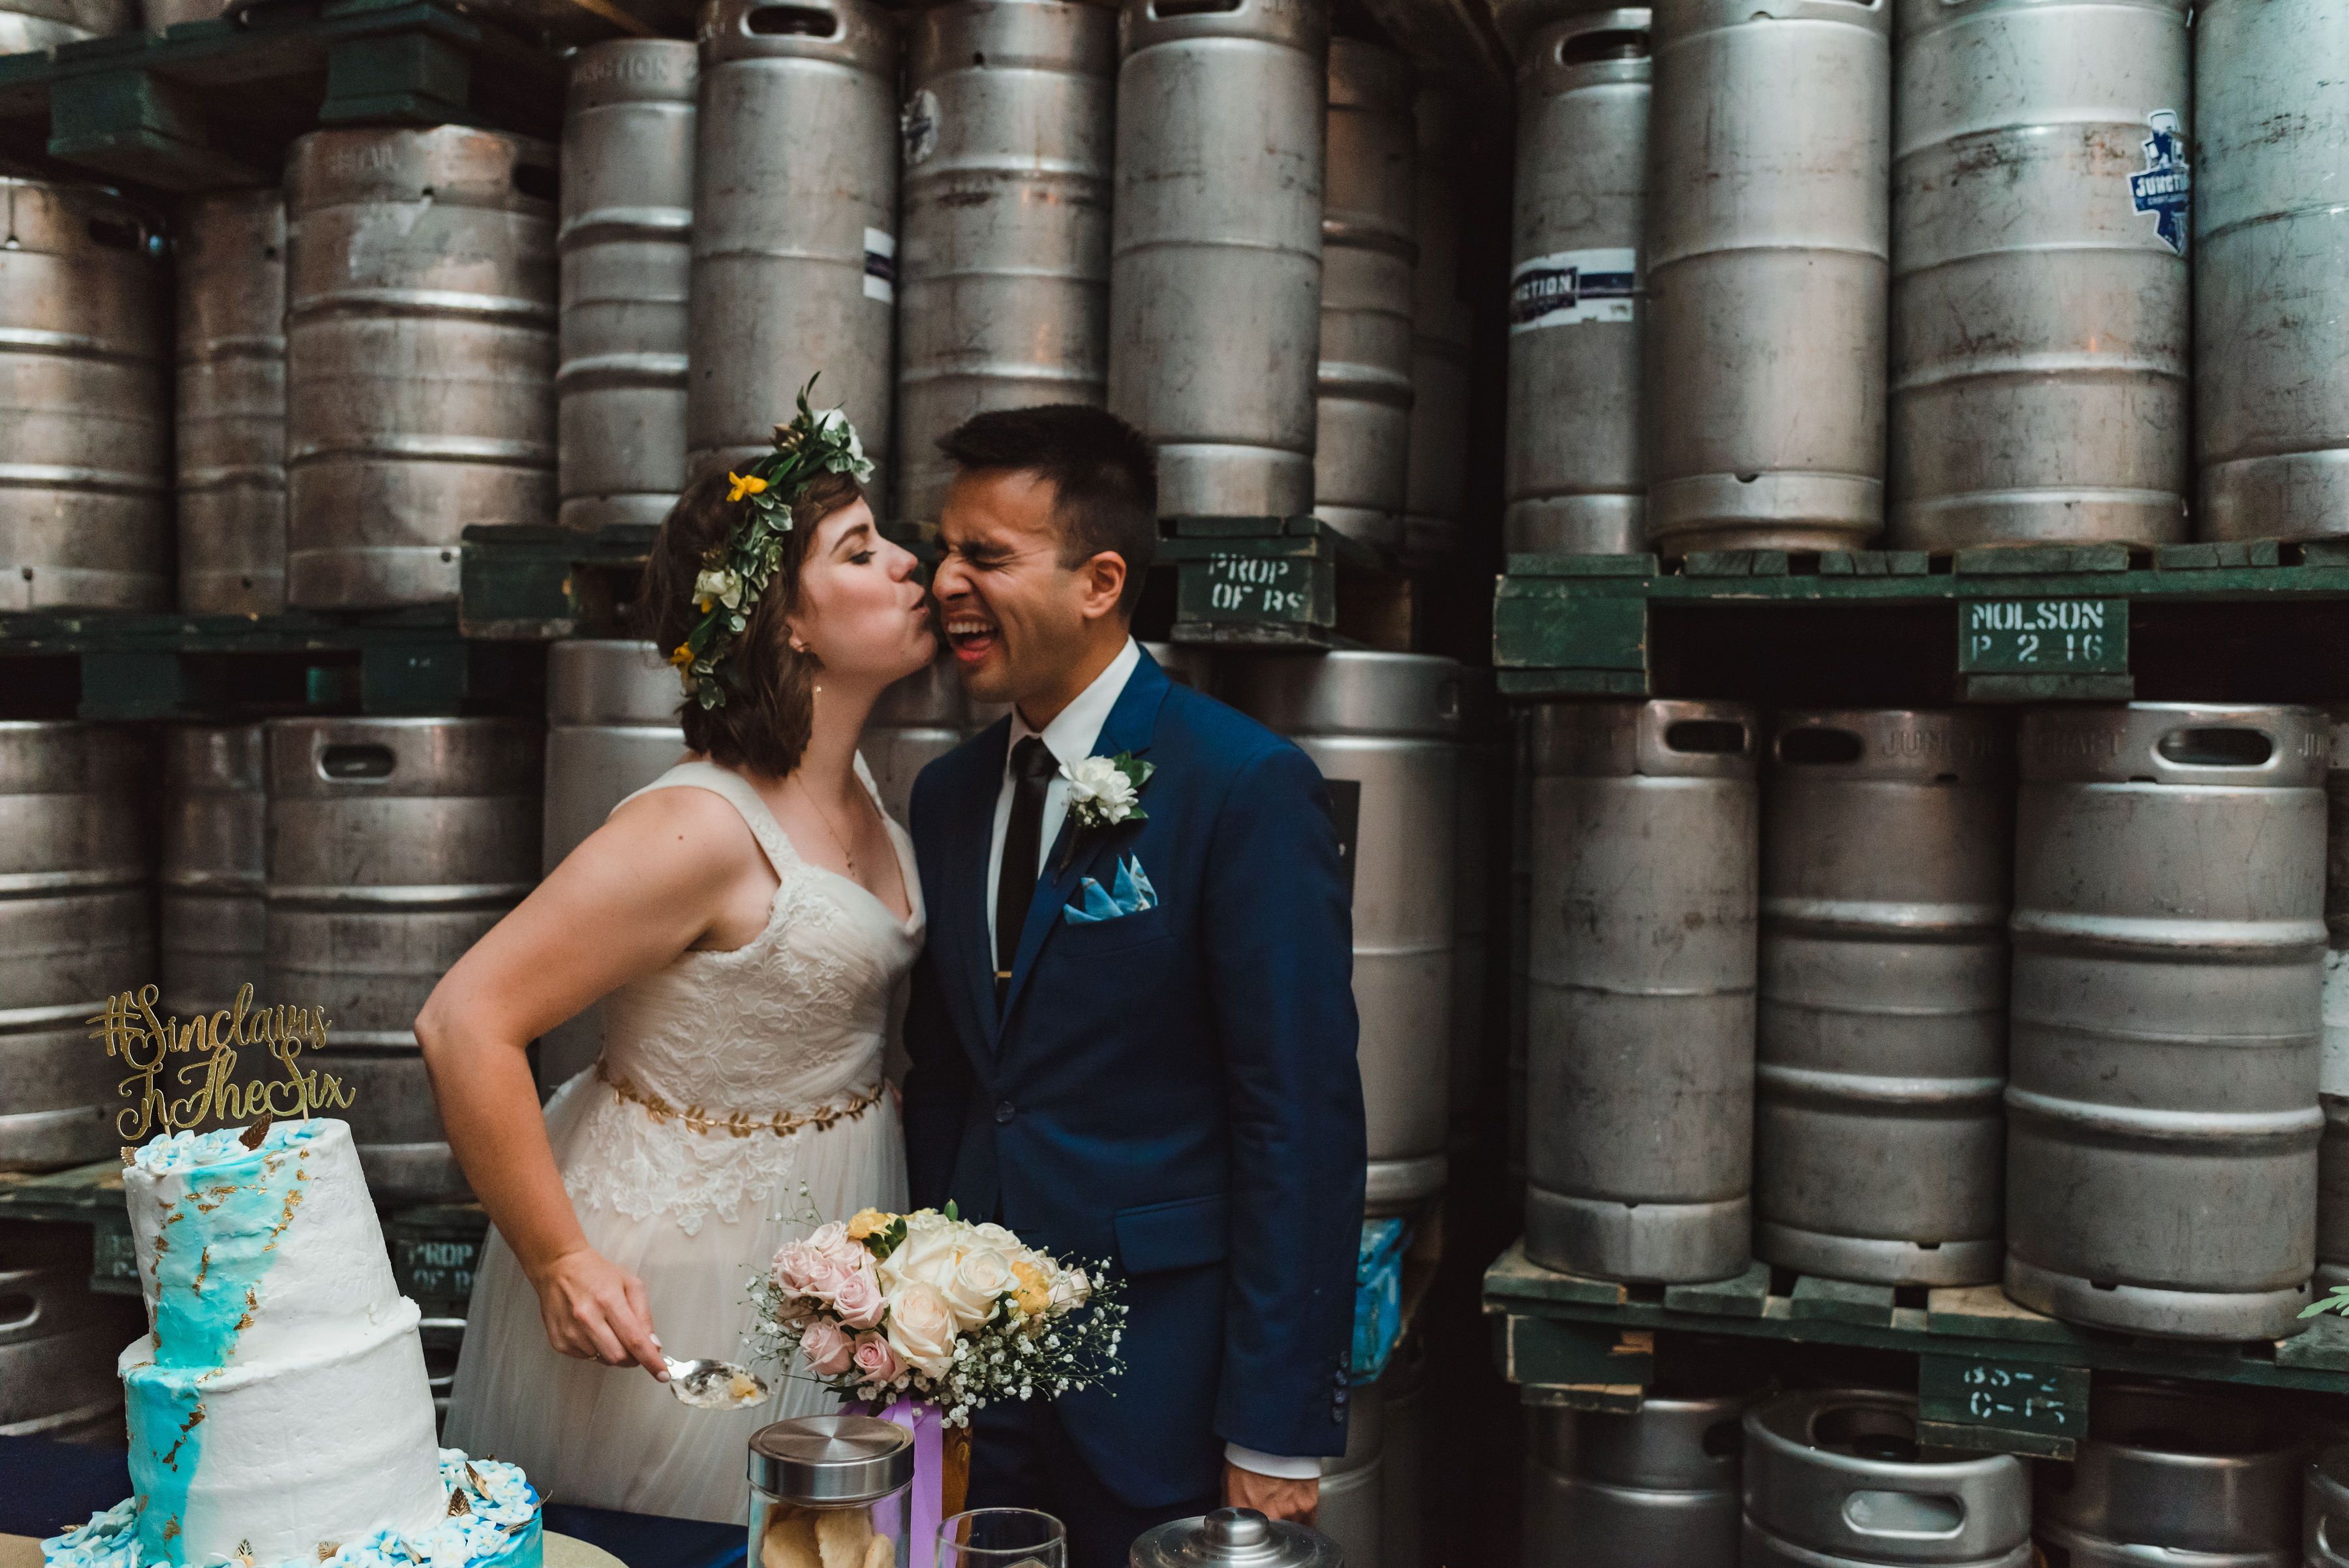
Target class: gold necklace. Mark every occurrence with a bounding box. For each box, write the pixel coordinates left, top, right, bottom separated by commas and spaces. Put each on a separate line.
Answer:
791, 772, 860, 878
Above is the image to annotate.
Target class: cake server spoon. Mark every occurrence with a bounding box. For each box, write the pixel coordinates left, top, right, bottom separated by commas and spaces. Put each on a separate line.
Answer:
663, 1356, 772, 1409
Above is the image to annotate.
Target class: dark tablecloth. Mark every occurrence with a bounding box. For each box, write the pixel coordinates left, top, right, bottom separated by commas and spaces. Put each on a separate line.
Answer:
0, 1436, 746, 1568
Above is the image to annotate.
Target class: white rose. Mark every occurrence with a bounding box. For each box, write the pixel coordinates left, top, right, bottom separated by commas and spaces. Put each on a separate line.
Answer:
1061, 756, 1136, 822
967, 1222, 1021, 1253
882, 1281, 959, 1377
1049, 1267, 1092, 1311
938, 1246, 1015, 1330
877, 1223, 962, 1295
692, 567, 744, 610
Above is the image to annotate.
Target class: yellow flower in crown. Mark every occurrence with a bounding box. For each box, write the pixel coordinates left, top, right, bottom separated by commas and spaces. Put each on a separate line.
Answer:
668, 643, 693, 668
846, 1208, 892, 1241
726, 471, 767, 503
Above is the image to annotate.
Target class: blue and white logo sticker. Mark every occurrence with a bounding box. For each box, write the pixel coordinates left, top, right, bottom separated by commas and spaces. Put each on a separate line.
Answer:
1508, 247, 1636, 333
2130, 109, 2190, 254
864, 228, 895, 303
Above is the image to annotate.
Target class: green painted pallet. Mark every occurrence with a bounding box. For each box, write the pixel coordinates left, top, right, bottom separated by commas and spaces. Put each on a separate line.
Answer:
1159, 515, 1415, 649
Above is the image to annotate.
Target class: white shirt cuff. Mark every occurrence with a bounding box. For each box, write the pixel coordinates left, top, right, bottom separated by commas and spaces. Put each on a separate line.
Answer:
1223, 1444, 1321, 1481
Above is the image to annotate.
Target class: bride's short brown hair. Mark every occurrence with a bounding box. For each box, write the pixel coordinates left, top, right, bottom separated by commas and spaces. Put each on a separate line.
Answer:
635, 465, 865, 778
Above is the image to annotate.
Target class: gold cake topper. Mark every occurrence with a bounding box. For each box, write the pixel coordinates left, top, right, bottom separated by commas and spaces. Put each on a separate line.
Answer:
89, 983, 359, 1141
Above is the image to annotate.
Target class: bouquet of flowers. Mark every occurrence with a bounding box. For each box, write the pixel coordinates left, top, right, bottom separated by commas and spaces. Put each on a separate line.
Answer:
750, 1204, 1126, 1427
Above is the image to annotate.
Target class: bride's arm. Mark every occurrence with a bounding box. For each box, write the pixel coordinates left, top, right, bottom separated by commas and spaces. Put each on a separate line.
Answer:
416, 786, 766, 1376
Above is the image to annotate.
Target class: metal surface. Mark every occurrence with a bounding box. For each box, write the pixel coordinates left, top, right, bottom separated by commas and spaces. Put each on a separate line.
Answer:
748, 1413, 914, 1503
1222, 653, 1459, 1185
1379, 1337, 1422, 1568
864, 656, 976, 830
1743, 1390, 2032, 1568
691, 0, 897, 515
0, 179, 170, 611
2034, 1383, 2301, 1565
1643, 0, 1889, 557
1505, 12, 1648, 557
2312, 1444, 2349, 1568
0, 1231, 140, 1438
161, 724, 267, 1022
1313, 36, 1416, 551
1524, 700, 1757, 1282
1756, 709, 2012, 1286
2006, 704, 2327, 1339
142, 0, 220, 25
560, 41, 696, 535
284, 127, 559, 607
1890, 0, 2189, 551
1317, 1370, 1383, 1567
1129, 1509, 1343, 1568
0, 723, 151, 1172
2195, 0, 2349, 542
897, 0, 1116, 527
1402, 86, 1470, 570
1451, 673, 1500, 1143
1109, 0, 1329, 519
0, 0, 133, 50
2327, 711, 2349, 1290
265, 717, 543, 1201
176, 189, 288, 614
1524, 1387, 1749, 1565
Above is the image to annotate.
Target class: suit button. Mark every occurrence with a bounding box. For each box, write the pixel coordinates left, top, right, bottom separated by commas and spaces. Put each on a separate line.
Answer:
995, 1102, 1016, 1124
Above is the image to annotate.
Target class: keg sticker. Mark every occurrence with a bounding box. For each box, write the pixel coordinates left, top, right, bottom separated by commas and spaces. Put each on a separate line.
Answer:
1203, 552, 1310, 617
2130, 110, 2190, 254
1959, 598, 2128, 675
902, 89, 940, 166
863, 228, 896, 302
1507, 247, 1635, 332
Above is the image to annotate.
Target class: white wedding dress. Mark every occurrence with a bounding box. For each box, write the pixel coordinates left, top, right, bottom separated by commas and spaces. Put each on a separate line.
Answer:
443, 758, 923, 1524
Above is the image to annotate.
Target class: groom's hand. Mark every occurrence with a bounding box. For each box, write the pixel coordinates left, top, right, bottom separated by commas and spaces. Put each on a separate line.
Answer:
1221, 1462, 1318, 1527
530, 1245, 668, 1378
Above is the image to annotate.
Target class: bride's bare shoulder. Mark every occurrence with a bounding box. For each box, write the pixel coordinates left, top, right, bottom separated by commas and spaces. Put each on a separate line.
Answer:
583, 781, 767, 887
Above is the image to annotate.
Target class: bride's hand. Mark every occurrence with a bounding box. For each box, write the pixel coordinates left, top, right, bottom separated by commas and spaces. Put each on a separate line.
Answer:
529, 1246, 669, 1378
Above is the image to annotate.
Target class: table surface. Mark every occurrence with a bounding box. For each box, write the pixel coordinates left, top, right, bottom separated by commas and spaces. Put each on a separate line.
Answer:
0, 1436, 747, 1568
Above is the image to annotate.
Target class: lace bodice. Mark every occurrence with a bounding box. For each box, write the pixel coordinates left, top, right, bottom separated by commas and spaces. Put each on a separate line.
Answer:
558, 759, 924, 1235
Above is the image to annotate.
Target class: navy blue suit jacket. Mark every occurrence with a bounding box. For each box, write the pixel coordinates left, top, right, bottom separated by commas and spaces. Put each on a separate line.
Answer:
900, 648, 1366, 1509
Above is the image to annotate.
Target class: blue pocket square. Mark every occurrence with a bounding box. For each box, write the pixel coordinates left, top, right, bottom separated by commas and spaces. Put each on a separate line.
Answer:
1063, 856, 1158, 924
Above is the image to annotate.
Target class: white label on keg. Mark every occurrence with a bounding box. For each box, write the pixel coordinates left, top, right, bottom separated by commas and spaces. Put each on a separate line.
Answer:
902, 89, 940, 166
864, 227, 896, 302
1508, 247, 1635, 332
2326, 951, 2349, 1097
2130, 109, 2190, 254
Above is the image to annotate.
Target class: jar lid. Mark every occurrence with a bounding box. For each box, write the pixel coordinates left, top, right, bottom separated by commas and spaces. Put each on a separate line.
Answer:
748, 1415, 914, 1504
1128, 1509, 1342, 1567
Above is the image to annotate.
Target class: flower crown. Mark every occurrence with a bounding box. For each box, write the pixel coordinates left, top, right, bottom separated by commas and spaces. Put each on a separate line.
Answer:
669, 375, 876, 710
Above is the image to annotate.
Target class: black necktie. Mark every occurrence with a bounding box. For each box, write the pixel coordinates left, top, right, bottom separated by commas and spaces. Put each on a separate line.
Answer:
996, 736, 1057, 999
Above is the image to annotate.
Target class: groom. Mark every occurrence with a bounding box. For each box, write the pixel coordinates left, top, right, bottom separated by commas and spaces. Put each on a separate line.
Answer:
900, 405, 1366, 1566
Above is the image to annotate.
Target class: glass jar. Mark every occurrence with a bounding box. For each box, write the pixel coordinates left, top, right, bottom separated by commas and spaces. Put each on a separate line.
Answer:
749, 1414, 915, 1568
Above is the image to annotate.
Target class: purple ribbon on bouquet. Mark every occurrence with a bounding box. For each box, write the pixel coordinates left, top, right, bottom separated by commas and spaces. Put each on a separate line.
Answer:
877, 1396, 944, 1568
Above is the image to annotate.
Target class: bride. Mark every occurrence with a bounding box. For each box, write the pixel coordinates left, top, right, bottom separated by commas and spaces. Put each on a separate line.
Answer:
420, 397, 934, 1522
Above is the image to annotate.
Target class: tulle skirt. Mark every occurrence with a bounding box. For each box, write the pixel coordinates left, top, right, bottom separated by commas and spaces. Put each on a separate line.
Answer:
441, 1071, 909, 1524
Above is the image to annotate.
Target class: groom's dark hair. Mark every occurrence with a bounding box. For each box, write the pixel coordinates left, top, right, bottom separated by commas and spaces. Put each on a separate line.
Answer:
938, 405, 1158, 617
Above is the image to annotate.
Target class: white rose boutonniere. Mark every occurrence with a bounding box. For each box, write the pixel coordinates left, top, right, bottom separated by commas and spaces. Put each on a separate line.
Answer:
1058, 751, 1154, 869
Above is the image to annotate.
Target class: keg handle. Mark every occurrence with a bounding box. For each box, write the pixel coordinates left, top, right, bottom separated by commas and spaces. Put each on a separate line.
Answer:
1841, 1490, 1964, 1537
0, 1290, 38, 1336
317, 743, 397, 783
1148, 0, 1244, 18
740, 0, 840, 38
2153, 724, 2279, 772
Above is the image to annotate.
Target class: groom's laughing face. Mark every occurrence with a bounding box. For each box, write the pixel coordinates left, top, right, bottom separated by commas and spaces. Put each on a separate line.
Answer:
933, 467, 1086, 708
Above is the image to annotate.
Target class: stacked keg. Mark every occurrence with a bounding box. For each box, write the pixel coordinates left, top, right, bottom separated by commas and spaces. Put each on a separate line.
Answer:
2195, 0, 2349, 542
896, 0, 1116, 527
1755, 710, 2012, 1286
160, 725, 268, 1022
0, 0, 132, 48
1524, 1384, 1751, 1563
1642, 0, 1889, 557
2314, 1445, 2349, 1567
1524, 701, 1757, 1283
1378, 1336, 1425, 1568
559, 40, 696, 535
1742, 1390, 2033, 1567
2005, 705, 2327, 1338
1109, 0, 1329, 519
1312, 37, 1417, 551
284, 127, 559, 607
0, 1223, 145, 1440
540, 641, 685, 1090
1401, 88, 1471, 570
1890, 0, 2190, 551
265, 718, 542, 1202
0, 724, 149, 1173
2035, 1382, 2305, 1563
0, 179, 170, 611
1505, 10, 1648, 557
2327, 709, 2349, 1291
865, 657, 982, 829
691, 0, 898, 512
1224, 653, 1460, 1212
1315, 1366, 1384, 1567
175, 189, 288, 614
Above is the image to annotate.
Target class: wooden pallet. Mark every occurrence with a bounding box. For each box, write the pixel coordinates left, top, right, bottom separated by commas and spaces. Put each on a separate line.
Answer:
1484, 1240, 2349, 1460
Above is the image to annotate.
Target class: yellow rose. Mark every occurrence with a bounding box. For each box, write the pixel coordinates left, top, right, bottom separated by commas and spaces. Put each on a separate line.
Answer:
846, 1208, 891, 1242
1010, 1259, 1051, 1319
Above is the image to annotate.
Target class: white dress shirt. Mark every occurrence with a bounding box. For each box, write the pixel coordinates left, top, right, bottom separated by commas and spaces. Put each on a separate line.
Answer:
982, 635, 1316, 1483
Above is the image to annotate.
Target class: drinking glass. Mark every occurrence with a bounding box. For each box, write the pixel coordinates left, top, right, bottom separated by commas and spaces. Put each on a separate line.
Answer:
936, 1507, 1068, 1568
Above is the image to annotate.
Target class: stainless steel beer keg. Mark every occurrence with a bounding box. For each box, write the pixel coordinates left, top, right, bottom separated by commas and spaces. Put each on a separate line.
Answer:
0, 1227, 144, 1440
1525, 1385, 1751, 1564
1756, 709, 2012, 1286
265, 718, 542, 1201
560, 40, 696, 535
1379, 1336, 1423, 1568
161, 725, 267, 1024
1643, 0, 1888, 557
1743, 1390, 2032, 1568
690, 0, 897, 514
865, 657, 976, 831
2036, 1382, 2303, 1565
2006, 704, 2327, 1338
897, 0, 1116, 526
284, 127, 559, 607
1505, 11, 1648, 557
1890, 0, 2189, 551
1109, 0, 1329, 518
175, 189, 288, 614
1, 0, 134, 48
1524, 700, 1757, 1282
2326, 709, 2349, 1291
0, 179, 169, 611
2195, 0, 2349, 542
2312, 1443, 2349, 1568
1402, 87, 1470, 570
1315, 1368, 1383, 1568
1312, 36, 1416, 552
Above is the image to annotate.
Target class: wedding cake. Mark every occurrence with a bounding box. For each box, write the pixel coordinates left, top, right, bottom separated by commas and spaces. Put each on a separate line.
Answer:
43, 1119, 542, 1568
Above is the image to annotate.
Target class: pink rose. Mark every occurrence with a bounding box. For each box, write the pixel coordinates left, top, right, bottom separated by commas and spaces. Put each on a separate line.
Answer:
799, 1319, 854, 1377
830, 1263, 886, 1330
850, 1332, 904, 1385
770, 1240, 822, 1295
807, 1221, 865, 1268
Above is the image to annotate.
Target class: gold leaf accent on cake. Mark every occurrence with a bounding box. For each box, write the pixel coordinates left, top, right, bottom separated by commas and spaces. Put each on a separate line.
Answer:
465, 1462, 486, 1494
236, 1538, 255, 1568
235, 1284, 259, 1332
447, 1489, 471, 1517
240, 1116, 272, 1150
121, 1146, 137, 1166
319, 1545, 341, 1561
192, 1246, 211, 1293
162, 1519, 180, 1542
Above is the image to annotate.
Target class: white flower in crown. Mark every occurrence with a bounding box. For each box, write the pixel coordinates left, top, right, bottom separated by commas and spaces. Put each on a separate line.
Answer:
693, 566, 744, 611
1061, 752, 1152, 831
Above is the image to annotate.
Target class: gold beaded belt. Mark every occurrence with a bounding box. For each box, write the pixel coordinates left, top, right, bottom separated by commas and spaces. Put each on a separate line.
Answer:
594, 1058, 881, 1139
